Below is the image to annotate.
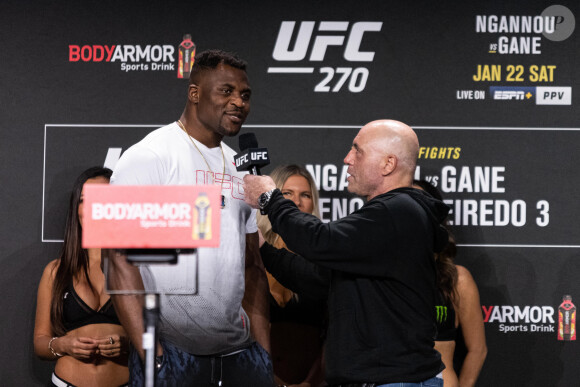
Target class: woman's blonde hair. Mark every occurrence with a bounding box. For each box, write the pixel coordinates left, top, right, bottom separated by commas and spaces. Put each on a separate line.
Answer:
257, 164, 320, 246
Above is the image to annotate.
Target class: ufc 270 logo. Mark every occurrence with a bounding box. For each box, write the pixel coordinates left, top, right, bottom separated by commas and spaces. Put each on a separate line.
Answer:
269, 21, 383, 93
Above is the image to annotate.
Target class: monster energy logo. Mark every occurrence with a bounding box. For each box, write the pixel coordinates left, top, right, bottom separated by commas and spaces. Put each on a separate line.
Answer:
436, 305, 448, 323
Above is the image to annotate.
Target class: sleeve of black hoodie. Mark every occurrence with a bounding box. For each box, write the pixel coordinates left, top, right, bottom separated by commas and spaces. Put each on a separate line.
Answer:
260, 242, 330, 303
265, 188, 449, 277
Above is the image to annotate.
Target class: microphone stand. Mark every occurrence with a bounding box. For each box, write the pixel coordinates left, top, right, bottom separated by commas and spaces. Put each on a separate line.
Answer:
126, 249, 184, 387
106, 248, 193, 387
143, 293, 160, 387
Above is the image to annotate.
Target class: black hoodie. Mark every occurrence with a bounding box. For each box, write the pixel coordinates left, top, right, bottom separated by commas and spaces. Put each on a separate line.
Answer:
263, 187, 450, 384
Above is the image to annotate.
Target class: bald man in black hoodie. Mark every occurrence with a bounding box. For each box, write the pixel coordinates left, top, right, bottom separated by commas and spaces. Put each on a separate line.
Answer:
244, 120, 449, 387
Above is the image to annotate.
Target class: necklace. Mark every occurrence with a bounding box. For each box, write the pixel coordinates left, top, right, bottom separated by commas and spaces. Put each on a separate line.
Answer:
176, 120, 226, 208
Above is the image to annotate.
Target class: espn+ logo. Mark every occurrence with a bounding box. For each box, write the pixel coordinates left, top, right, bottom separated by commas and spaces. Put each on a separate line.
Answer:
269, 21, 383, 93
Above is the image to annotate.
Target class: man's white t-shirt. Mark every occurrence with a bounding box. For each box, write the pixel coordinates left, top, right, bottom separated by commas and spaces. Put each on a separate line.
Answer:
111, 122, 257, 355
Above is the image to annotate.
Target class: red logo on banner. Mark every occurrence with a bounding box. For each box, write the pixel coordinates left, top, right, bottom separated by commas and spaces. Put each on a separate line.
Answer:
177, 34, 196, 78
82, 185, 221, 248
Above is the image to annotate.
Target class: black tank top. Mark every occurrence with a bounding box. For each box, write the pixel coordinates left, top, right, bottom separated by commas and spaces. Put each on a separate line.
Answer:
435, 291, 457, 341
62, 282, 121, 332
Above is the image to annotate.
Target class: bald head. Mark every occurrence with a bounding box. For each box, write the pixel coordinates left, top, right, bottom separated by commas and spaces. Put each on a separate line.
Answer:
344, 119, 419, 199
362, 119, 419, 176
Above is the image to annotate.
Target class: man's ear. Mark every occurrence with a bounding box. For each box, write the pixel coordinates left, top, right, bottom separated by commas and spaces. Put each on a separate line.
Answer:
382, 155, 397, 176
188, 84, 199, 103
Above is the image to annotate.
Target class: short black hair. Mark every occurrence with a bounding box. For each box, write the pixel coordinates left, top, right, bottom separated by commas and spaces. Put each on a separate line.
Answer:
189, 49, 247, 84
413, 179, 443, 201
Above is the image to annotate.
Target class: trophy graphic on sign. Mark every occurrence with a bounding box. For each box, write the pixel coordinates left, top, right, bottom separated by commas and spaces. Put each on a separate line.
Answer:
192, 192, 211, 240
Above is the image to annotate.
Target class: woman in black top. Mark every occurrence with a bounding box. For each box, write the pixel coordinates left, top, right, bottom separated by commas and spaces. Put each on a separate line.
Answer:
258, 164, 327, 387
414, 180, 487, 387
34, 167, 129, 387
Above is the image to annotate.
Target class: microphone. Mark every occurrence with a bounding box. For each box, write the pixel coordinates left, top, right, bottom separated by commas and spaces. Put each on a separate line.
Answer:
235, 133, 270, 175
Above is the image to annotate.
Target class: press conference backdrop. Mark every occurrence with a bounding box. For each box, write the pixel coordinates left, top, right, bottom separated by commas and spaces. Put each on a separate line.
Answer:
2, 1, 579, 385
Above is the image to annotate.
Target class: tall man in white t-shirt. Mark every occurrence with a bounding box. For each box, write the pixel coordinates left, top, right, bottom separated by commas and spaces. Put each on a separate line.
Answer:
108, 49, 272, 386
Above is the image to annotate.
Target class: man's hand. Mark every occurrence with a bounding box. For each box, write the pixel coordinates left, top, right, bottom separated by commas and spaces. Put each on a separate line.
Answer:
243, 175, 276, 208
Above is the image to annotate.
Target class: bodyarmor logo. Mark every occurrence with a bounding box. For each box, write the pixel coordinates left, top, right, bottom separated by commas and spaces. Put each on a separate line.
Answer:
67, 34, 197, 75
269, 21, 383, 93
436, 305, 448, 323
483, 304, 556, 334
483, 305, 555, 323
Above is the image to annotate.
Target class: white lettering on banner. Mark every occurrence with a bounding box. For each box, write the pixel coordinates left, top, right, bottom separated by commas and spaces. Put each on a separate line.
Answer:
499, 323, 553, 333
483, 305, 555, 324
315, 67, 370, 93
305, 164, 360, 222
110, 45, 174, 62
494, 90, 525, 100
269, 21, 382, 93
309, 162, 549, 226
121, 63, 149, 72
310, 21, 348, 61
272, 21, 315, 61
319, 198, 364, 222
92, 203, 191, 221
151, 63, 175, 71
444, 199, 527, 227
474, 7, 576, 55
499, 324, 529, 333
476, 16, 555, 34
272, 21, 382, 62
530, 324, 555, 332
416, 164, 551, 228
440, 166, 505, 193
306, 164, 349, 192
497, 36, 542, 54
484, 305, 556, 335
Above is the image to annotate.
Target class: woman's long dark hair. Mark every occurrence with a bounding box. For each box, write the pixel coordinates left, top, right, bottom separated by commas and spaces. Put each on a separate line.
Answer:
413, 179, 458, 306
50, 166, 112, 336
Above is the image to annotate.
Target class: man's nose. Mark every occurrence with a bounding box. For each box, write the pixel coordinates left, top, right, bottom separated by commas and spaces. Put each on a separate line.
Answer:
344, 150, 353, 165
230, 93, 244, 108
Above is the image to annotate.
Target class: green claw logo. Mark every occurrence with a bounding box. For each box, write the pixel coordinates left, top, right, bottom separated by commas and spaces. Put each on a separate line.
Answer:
436, 305, 448, 323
